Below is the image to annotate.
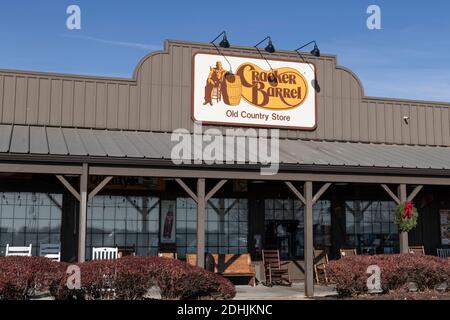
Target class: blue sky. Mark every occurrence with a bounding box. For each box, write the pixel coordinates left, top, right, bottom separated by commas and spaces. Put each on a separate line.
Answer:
0, 0, 449, 102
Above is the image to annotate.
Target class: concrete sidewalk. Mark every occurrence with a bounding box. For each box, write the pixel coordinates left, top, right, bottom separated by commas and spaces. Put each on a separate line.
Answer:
233, 283, 337, 300
32, 283, 338, 300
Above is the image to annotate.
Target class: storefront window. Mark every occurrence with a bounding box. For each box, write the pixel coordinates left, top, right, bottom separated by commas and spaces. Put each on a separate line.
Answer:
206, 198, 248, 255
86, 196, 159, 259
0, 192, 62, 256
176, 197, 197, 259
176, 197, 248, 259
345, 201, 399, 254
264, 199, 331, 259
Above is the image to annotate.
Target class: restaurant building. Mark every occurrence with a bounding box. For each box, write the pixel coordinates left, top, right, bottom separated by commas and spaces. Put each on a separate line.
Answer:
1, 39, 450, 296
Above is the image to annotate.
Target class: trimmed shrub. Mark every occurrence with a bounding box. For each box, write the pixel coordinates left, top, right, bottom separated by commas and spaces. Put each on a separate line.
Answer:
0, 256, 66, 300
327, 254, 450, 297
52, 256, 236, 300
114, 256, 236, 300
78, 258, 152, 300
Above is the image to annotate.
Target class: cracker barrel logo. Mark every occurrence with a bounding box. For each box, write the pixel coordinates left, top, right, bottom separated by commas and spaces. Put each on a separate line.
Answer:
203, 61, 308, 110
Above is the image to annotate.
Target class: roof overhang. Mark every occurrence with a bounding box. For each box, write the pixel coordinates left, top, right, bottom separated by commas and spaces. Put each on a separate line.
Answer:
2, 125, 450, 185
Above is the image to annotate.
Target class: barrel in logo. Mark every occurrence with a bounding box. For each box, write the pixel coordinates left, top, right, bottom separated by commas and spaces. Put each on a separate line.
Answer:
221, 73, 242, 106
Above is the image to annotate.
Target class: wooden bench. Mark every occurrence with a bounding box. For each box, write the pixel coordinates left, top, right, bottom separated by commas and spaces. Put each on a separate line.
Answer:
186, 253, 198, 266
409, 246, 425, 255
340, 248, 357, 258
186, 253, 256, 286
158, 252, 178, 259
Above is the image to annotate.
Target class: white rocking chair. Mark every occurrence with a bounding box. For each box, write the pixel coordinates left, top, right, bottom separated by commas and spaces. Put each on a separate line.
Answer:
5, 244, 32, 257
437, 248, 450, 258
92, 247, 118, 260
40, 243, 61, 262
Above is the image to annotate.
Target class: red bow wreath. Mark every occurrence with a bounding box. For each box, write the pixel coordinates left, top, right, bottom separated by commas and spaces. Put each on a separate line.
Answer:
403, 201, 413, 219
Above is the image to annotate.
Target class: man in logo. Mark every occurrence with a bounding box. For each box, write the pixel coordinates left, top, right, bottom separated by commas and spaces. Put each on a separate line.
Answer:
203, 61, 227, 106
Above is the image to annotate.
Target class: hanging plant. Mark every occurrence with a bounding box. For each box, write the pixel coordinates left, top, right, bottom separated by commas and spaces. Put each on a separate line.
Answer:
394, 201, 418, 232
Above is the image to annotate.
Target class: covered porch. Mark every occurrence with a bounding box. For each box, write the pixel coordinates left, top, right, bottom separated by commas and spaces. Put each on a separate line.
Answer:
2, 125, 450, 297
1, 163, 449, 296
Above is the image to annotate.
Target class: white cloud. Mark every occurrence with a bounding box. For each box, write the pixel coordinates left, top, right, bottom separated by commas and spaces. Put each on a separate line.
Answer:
58, 34, 162, 51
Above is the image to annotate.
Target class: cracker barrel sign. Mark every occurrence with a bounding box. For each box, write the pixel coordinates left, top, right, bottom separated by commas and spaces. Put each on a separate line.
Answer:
192, 53, 316, 129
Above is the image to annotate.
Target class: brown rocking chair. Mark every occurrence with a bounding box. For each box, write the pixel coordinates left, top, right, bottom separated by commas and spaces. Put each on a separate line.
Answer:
313, 248, 329, 284
262, 249, 292, 287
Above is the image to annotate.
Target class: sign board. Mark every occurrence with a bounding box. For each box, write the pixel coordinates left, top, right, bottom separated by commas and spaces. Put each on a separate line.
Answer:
192, 52, 316, 129
89, 176, 166, 191
440, 210, 450, 246
160, 200, 176, 244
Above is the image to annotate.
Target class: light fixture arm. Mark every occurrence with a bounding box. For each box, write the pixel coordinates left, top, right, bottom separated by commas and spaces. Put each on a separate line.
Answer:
254, 36, 271, 48
210, 31, 227, 44
254, 36, 275, 72
294, 40, 317, 52
211, 31, 233, 73
294, 50, 316, 74
294, 50, 320, 92
294, 40, 319, 74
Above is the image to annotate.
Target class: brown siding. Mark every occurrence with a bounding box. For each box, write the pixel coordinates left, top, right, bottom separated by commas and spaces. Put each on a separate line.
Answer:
3, 76, 15, 123
442, 108, 450, 145
1, 40, 450, 146
27, 78, 39, 124
129, 85, 139, 130
14, 77, 27, 123
0, 76, 3, 121
118, 84, 130, 129
38, 78, 50, 125
61, 80, 74, 127
73, 81, 85, 127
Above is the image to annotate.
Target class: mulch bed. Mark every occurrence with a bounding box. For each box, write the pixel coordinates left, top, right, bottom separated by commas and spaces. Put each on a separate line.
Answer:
313, 289, 450, 300
351, 290, 450, 300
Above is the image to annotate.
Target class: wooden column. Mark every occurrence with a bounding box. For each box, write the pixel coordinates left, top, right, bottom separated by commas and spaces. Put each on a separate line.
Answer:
381, 184, 423, 254
176, 178, 227, 268
197, 178, 206, 268
398, 184, 408, 253
56, 172, 112, 262
304, 181, 314, 297
78, 163, 88, 262
285, 181, 331, 297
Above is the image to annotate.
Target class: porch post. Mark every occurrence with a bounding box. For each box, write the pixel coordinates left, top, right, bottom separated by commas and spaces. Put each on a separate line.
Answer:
398, 184, 409, 253
197, 178, 206, 268
78, 163, 88, 262
304, 181, 314, 297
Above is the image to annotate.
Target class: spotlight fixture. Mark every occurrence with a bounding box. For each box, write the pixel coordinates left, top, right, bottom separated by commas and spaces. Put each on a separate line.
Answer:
254, 36, 276, 53
294, 40, 321, 57
265, 38, 275, 53
220, 36, 230, 48
210, 31, 233, 73
254, 36, 276, 76
310, 43, 320, 57
211, 31, 230, 48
